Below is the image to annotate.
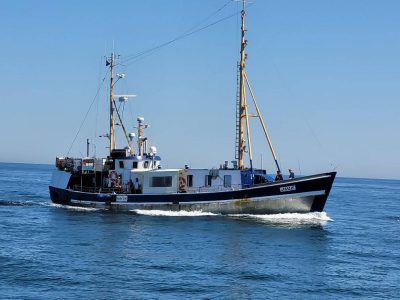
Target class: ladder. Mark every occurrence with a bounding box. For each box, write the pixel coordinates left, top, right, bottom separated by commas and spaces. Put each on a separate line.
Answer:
234, 62, 240, 160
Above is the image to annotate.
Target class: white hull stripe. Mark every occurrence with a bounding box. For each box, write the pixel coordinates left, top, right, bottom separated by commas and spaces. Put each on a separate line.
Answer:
70, 190, 326, 206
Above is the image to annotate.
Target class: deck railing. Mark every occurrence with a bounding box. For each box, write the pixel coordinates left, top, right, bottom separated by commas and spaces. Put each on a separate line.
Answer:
72, 185, 127, 194
71, 183, 246, 194
187, 184, 243, 193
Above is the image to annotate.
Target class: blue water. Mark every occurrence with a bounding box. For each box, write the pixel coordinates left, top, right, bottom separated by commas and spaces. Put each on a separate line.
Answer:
0, 163, 399, 299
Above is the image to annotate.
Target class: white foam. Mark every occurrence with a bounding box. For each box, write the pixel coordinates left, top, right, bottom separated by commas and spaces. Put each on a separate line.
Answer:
132, 209, 218, 217
229, 212, 333, 225
50, 203, 100, 212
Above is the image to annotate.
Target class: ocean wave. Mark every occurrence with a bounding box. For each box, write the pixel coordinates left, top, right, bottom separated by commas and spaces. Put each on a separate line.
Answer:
0, 200, 37, 207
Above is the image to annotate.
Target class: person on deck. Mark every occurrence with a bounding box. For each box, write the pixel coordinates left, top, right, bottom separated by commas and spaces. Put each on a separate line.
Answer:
275, 170, 283, 181
128, 179, 134, 193
134, 178, 141, 194
115, 176, 121, 188
288, 169, 295, 179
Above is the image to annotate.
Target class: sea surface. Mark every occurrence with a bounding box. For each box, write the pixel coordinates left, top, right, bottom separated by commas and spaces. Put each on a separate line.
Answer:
0, 162, 399, 299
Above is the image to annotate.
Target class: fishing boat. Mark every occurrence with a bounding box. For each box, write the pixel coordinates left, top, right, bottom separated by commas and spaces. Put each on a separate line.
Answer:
49, 1, 336, 214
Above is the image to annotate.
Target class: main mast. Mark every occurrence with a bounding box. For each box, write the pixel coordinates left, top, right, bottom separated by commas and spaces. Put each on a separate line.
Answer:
238, 0, 247, 170
236, 0, 281, 173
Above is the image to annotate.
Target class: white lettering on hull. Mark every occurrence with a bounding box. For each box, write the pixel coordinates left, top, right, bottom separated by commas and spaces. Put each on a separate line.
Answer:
280, 185, 296, 193
116, 195, 128, 202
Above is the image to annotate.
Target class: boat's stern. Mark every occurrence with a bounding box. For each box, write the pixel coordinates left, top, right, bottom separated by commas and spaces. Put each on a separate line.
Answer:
49, 169, 72, 204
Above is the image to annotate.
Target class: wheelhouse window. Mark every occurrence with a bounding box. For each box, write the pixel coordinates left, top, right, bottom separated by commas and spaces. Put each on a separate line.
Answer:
205, 175, 212, 187
150, 176, 172, 187
224, 175, 232, 187
132, 162, 138, 169
187, 175, 193, 187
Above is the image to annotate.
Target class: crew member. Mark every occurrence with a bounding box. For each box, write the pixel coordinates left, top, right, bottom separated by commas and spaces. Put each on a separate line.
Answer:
275, 170, 283, 181
134, 178, 141, 194
127, 179, 134, 193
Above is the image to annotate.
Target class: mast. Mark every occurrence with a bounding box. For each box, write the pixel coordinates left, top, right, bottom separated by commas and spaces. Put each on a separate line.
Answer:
106, 53, 136, 155
236, 0, 281, 173
238, 0, 247, 170
108, 52, 115, 155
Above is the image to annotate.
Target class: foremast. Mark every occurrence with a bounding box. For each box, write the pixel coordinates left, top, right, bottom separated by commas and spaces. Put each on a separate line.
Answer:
108, 53, 116, 153
237, 0, 281, 173
106, 53, 135, 156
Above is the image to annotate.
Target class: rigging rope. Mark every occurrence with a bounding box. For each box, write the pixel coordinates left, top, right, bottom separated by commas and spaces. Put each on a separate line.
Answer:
93, 55, 104, 157
119, 1, 242, 67
66, 70, 109, 156
65, 1, 254, 157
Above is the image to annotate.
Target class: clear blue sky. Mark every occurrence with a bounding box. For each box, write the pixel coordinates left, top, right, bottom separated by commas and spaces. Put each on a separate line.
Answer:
0, 0, 399, 179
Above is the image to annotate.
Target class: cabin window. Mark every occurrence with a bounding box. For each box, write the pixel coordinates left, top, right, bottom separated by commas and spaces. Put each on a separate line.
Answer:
119, 161, 124, 168
144, 161, 149, 168
205, 175, 212, 187
132, 162, 138, 169
187, 175, 193, 187
224, 175, 232, 187
150, 176, 172, 187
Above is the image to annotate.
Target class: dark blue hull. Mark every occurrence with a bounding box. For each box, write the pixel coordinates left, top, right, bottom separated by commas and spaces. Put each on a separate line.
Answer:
49, 172, 336, 214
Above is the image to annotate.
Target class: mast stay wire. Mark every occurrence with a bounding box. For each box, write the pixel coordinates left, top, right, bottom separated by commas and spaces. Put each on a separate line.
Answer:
66, 1, 254, 156
66, 69, 109, 156
112, 1, 240, 130
119, 1, 252, 67
120, 0, 234, 64
93, 55, 104, 157
269, 59, 337, 171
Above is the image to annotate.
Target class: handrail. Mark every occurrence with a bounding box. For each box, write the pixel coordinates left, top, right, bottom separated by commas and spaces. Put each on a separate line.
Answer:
187, 184, 243, 193
72, 185, 126, 194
